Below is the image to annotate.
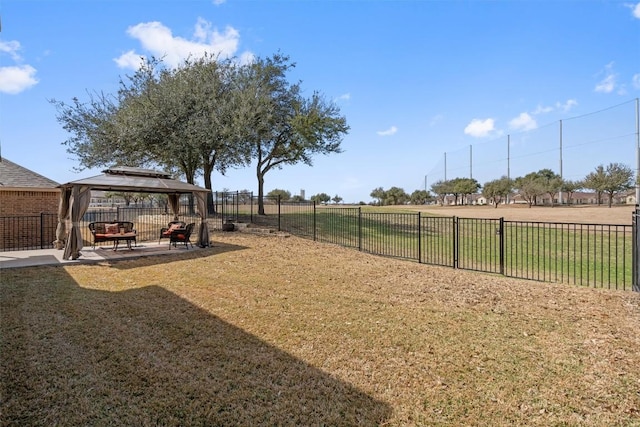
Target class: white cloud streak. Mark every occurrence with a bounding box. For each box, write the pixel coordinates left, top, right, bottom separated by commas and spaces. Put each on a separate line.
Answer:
377, 126, 398, 136
509, 112, 537, 131
464, 118, 495, 138
595, 62, 617, 93
633, 73, 640, 90
115, 18, 249, 69
629, 2, 640, 18
556, 99, 578, 112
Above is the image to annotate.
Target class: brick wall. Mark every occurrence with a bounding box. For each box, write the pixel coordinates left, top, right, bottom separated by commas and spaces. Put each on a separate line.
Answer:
0, 190, 60, 216
0, 190, 60, 250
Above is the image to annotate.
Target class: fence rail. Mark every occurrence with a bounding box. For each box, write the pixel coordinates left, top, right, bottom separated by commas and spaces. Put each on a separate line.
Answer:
2, 192, 638, 291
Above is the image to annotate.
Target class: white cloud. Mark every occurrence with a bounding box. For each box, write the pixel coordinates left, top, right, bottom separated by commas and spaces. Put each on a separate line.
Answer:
377, 126, 398, 136
0, 40, 23, 61
115, 19, 247, 69
0, 39, 38, 94
532, 104, 553, 115
532, 99, 577, 115
213, 0, 226, 4
113, 50, 146, 69
464, 118, 496, 138
556, 99, 578, 112
509, 112, 537, 131
336, 93, 351, 101
628, 2, 640, 18
595, 62, 617, 93
633, 73, 640, 90
0, 65, 38, 94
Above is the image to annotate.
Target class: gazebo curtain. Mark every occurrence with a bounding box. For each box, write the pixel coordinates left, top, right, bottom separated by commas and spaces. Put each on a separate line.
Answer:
168, 194, 180, 221
62, 185, 92, 260
53, 187, 71, 250
194, 193, 209, 248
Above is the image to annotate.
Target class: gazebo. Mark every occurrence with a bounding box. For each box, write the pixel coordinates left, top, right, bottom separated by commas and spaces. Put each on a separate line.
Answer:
55, 167, 211, 260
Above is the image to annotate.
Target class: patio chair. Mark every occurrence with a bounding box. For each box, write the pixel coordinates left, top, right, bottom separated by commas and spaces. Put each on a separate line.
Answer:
169, 222, 195, 249
159, 221, 186, 244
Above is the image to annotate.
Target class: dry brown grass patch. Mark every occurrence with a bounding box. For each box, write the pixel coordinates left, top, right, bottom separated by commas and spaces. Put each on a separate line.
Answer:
2, 232, 640, 426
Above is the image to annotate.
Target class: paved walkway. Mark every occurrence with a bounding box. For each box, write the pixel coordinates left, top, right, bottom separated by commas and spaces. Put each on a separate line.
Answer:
0, 242, 202, 269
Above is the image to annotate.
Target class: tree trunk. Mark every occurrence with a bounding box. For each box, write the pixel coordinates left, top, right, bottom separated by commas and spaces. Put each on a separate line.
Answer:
203, 163, 215, 215
257, 170, 265, 215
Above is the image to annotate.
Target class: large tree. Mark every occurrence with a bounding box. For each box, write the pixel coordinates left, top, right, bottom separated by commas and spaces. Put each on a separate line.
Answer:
514, 172, 546, 207
583, 165, 607, 205
238, 53, 349, 215
311, 193, 331, 204
482, 176, 513, 208
450, 177, 480, 205
370, 187, 385, 206
430, 180, 452, 206
410, 189, 431, 205
598, 163, 634, 207
536, 168, 563, 206
560, 179, 583, 205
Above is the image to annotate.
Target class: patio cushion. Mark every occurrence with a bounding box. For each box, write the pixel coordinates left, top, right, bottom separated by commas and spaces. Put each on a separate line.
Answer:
105, 223, 119, 234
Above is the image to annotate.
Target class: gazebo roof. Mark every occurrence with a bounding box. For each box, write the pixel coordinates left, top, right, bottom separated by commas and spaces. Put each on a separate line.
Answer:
58, 167, 209, 195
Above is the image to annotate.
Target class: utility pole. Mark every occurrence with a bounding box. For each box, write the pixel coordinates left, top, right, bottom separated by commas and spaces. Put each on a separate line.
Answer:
559, 120, 563, 205
636, 98, 640, 204
506, 135, 511, 204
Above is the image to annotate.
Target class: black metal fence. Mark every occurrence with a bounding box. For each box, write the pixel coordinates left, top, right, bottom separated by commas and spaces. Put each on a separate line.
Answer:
217, 193, 637, 291
2, 192, 638, 291
0, 213, 58, 251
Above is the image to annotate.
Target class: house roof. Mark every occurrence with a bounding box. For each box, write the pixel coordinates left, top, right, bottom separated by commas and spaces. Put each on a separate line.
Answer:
59, 166, 209, 195
0, 158, 60, 189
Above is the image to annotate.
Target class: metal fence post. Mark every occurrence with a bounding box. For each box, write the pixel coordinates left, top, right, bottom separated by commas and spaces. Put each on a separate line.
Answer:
358, 207, 362, 251
418, 212, 422, 263
453, 216, 459, 269
277, 195, 281, 231
40, 212, 45, 249
634, 207, 639, 292
499, 217, 505, 275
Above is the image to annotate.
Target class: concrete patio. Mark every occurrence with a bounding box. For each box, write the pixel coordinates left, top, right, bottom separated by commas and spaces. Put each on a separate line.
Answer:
0, 242, 204, 269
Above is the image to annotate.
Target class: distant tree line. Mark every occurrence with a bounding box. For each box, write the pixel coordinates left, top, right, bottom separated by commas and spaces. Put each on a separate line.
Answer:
367, 162, 635, 208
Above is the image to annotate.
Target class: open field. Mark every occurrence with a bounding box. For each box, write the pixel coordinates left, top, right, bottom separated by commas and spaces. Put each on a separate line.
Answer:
2, 232, 640, 426
400, 204, 637, 225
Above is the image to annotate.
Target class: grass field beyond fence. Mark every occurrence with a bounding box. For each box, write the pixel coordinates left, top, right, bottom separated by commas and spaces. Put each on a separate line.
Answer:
263, 204, 635, 290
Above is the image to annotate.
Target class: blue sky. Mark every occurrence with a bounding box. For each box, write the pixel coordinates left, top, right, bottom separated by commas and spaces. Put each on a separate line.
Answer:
1, 0, 639, 203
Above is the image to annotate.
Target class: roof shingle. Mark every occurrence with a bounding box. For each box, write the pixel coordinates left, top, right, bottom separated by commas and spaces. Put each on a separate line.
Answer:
0, 158, 60, 188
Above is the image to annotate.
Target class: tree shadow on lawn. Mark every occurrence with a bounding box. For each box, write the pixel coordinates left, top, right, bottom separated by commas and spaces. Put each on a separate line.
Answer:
0, 266, 392, 426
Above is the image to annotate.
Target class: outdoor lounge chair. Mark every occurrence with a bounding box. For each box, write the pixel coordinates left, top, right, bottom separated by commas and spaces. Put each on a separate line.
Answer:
159, 221, 187, 244
169, 222, 195, 249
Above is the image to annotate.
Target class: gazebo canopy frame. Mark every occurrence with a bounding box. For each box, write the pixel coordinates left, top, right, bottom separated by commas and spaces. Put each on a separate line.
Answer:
55, 167, 210, 260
